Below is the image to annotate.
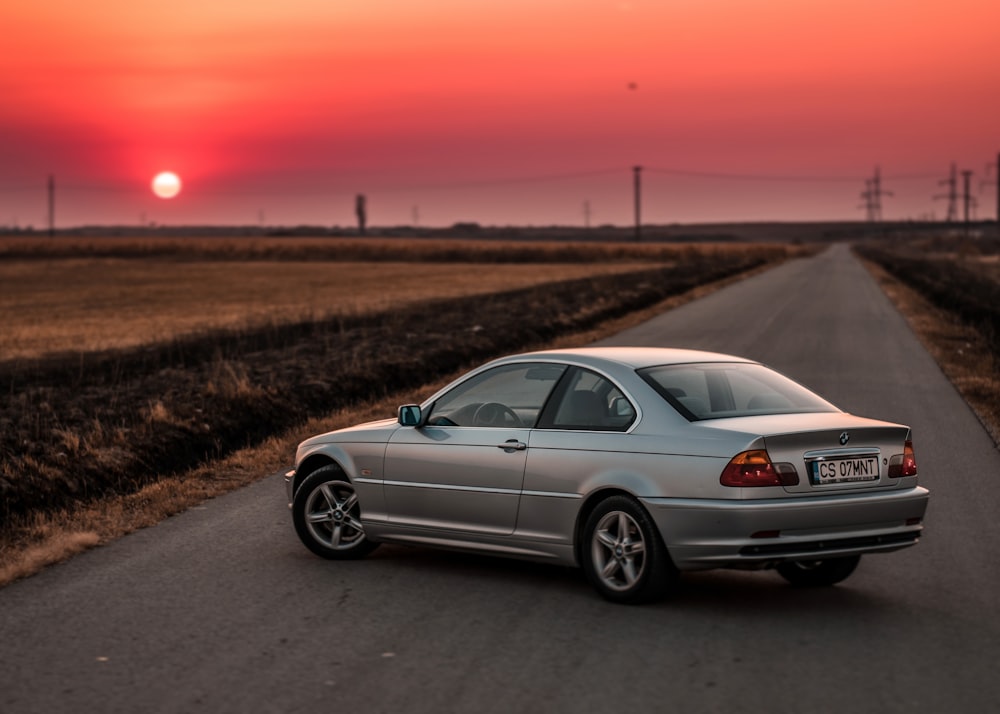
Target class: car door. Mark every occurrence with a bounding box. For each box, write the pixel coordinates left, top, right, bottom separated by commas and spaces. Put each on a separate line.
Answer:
517, 367, 639, 541
384, 362, 565, 535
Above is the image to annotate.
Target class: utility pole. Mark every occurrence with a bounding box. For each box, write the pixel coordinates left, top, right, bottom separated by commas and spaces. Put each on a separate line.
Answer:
47, 174, 55, 237
934, 163, 958, 222
355, 194, 367, 236
632, 166, 642, 241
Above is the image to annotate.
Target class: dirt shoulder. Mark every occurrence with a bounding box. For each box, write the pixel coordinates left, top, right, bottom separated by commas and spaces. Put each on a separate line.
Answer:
858, 256, 1000, 446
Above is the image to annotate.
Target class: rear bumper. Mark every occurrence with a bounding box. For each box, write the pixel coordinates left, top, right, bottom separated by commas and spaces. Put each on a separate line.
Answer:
641, 486, 929, 570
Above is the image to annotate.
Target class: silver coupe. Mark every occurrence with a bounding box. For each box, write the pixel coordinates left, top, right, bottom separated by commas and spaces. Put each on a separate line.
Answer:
285, 347, 929, 603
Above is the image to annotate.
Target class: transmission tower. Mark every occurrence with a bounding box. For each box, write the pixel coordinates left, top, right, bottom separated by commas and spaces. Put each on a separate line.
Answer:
934, 163, 958, 222
859, 167, 891, 221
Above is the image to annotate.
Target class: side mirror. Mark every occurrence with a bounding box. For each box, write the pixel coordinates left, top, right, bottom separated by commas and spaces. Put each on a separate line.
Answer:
397, 404, 422, 427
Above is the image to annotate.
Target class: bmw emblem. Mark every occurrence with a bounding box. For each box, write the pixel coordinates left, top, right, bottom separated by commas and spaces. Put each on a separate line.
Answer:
839, 431, 850, 446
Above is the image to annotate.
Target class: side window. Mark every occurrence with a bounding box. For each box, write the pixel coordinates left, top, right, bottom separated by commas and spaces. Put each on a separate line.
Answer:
541, 367, 636, 431
425, 363, 566, 428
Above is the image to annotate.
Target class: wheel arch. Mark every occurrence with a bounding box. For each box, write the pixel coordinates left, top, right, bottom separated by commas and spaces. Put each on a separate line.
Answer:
292, 454, 347, 499
573, 487, 637, 566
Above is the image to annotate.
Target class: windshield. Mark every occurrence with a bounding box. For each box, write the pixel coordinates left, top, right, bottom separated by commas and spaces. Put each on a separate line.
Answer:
638, 362, 839, 421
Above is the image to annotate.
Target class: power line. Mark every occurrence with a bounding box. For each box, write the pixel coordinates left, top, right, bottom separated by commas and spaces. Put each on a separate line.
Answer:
645, 167, 939, 183
0, 166, 948, 197
366, 168, 626, 194
4, 163, 995, 228
648, 167, 858, 183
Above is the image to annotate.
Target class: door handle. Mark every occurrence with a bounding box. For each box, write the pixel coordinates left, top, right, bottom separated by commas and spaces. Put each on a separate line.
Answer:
497, 439, 527, 451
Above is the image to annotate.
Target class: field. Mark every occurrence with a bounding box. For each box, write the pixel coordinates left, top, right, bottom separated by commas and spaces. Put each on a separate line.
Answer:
2, 236, 736, 361
0, 259, 656, 360
0, 237, 800, 571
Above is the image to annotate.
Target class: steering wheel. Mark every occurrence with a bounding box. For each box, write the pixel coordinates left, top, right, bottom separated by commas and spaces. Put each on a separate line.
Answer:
473, 402, 521, 427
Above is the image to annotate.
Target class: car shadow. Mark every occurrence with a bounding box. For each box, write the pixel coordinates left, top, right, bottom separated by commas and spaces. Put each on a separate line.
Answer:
355, 544, 894, 615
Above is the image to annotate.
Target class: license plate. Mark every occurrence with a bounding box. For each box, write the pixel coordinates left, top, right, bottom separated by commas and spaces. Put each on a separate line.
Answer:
810, 456, 880, 485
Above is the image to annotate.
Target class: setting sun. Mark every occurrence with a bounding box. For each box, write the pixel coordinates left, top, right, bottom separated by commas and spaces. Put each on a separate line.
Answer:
151, 172, 181, 199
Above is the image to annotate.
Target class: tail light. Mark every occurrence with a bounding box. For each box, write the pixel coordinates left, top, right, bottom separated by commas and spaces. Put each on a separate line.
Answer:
721, 450, 798, 487
888, 440, 918, 478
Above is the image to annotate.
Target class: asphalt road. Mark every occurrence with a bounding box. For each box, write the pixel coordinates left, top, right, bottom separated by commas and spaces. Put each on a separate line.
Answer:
2, 243, 998, 713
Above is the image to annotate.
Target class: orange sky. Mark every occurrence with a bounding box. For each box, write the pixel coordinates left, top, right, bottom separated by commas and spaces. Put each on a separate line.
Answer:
2, 0, 998, 227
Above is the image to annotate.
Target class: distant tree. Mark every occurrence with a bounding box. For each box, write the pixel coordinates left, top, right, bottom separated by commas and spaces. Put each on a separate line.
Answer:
355, 194, 367, 235
450, 222, 481, 234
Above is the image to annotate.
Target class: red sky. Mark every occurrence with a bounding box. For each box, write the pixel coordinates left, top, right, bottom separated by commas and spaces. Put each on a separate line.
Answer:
2, 0, 998, 228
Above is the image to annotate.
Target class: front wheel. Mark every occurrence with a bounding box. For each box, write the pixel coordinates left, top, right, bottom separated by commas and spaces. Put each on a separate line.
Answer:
292, 466, 379, 560
581, 495, 678, 604
776, 555, 860, 587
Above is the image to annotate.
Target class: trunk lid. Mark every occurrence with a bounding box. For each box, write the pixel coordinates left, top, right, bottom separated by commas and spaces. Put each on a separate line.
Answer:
699, 412, 912, 496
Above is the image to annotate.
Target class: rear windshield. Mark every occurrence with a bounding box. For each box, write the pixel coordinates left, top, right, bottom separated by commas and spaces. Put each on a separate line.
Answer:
638, 362, 838, 421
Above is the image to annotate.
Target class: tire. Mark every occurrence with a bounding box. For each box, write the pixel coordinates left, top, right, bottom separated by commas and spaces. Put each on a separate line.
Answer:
292, 465, 379, 560
776, 555, 860, 587
581, 495, 678, 604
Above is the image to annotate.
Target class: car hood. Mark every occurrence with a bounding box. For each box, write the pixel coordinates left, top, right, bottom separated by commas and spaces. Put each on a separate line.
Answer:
298, 417, 400, 448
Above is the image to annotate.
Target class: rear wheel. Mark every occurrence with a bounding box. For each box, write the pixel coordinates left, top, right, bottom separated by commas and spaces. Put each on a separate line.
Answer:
776, 555, 860, 587
292, 466, 379, 560
581, 495, 678, 604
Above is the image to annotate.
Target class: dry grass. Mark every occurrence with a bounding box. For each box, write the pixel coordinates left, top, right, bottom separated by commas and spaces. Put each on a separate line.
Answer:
5, 256, 777, 518
854, 234, 1000, 444
0, 259, 656, 361
0, 241, 801, 587
0, 531, 101, 585
1, 237, 805, 361
860, 256, 1000, 445
0, 234, 780, 262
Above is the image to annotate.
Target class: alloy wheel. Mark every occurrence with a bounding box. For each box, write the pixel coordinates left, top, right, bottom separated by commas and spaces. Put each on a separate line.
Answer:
303, 481, 367, 551
590, 510, 647, 592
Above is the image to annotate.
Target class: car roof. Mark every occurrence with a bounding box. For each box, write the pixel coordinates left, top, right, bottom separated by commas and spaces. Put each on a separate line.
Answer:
504, 346, 756, 370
